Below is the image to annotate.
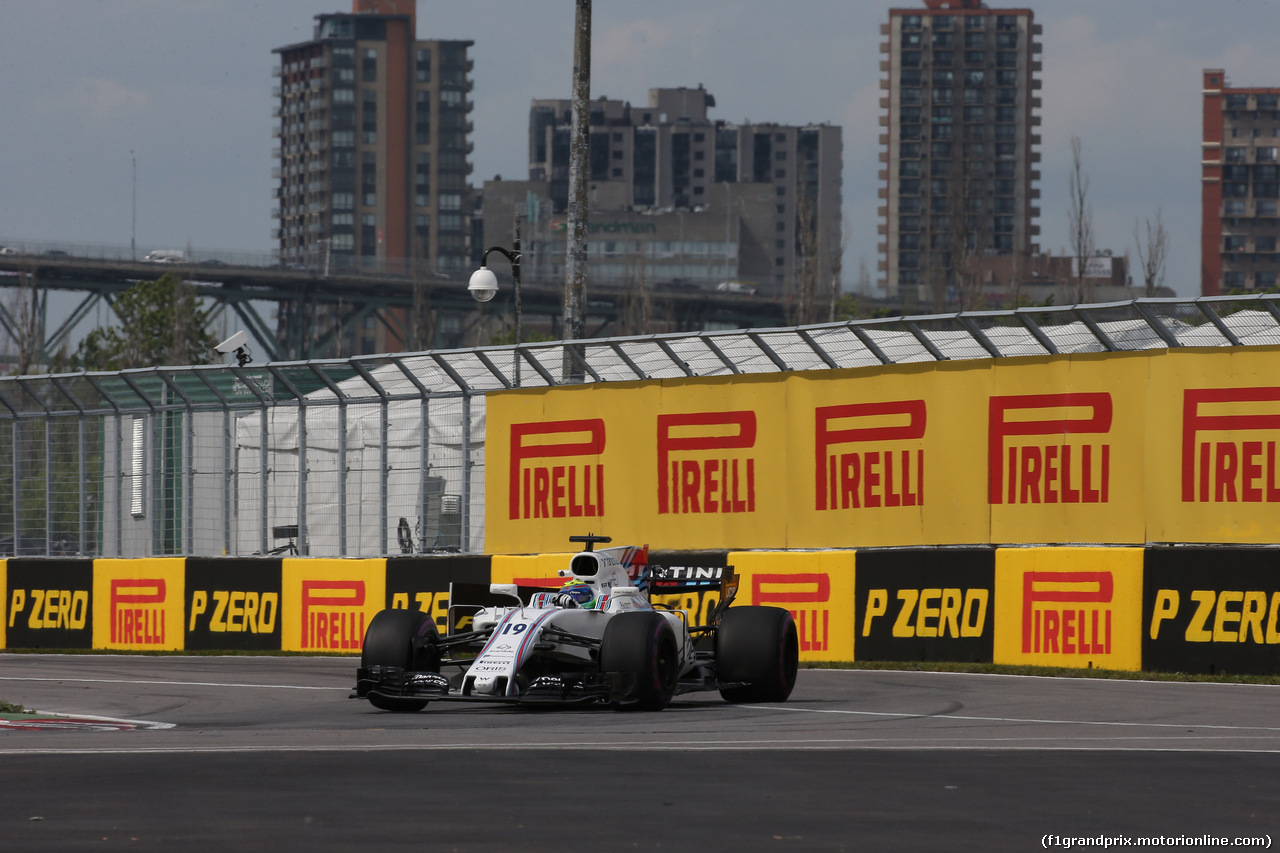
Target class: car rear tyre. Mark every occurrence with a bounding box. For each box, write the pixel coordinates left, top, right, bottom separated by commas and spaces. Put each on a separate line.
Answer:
361, 608, 439, 712
599, 611, 679, 711
716, 606, 799, 703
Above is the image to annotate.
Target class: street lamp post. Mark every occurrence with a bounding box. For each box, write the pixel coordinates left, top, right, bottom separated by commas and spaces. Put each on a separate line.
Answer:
468, 212, 522, 385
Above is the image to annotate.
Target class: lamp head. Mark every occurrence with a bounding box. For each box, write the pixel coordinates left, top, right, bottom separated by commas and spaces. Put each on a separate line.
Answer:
468, 266, 499, 302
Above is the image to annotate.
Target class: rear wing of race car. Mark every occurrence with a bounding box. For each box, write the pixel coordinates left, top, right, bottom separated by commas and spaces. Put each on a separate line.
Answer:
648, 564, 740, 626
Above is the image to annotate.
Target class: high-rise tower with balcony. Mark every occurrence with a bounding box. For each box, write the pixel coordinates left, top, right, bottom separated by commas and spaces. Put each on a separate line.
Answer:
272, 0, 473, 279
880, 0, 1041, 309
1201, 69, 1280, 295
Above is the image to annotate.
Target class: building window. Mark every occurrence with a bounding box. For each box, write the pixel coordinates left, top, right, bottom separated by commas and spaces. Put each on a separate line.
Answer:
996, 52, 1018, 68
1225, 147, 1247, 163
901, 106, 922, 123
964, 70, 985, 86
964, 32, 985, 49
1258, 147, 1278, 162
1257, 200, 1278, 216
1224, 272, 1246, 289
901, 68, 923, 86
933, 50, 954, 66
931, 141, 952, 158
900, 141, 921, 158
966, 142, 985, 159
900, 161, 920, 177
901, 88, 922, 105
933, 31, 954, 48
900, 215, 920, 232
362, 48, 377, 81
964, 106, 985, 123
996, 31, 1018, 49
965, 51, 985, 66
932, 125, 953, 141
1225, 236, 1247, 251
931, 160, 951, 177
902, 31, 923, 48
932, 105, 953, 123
415, 49, 431, 82
995, 142, 1015, 159
932, 69, 954, 87
933, 88, 954, 105
902, 50, 922, 68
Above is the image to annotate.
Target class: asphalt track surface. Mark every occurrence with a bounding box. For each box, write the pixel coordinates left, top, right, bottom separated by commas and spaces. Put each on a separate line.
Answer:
0, 656, 1277, 851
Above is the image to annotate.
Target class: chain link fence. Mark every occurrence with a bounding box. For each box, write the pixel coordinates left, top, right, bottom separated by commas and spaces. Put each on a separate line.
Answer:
2, 294, 1278, 558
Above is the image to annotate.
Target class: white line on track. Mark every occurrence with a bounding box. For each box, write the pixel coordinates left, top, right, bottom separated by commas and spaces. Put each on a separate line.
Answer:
0, 676, 347, 691
4, 737, 1280, 756
742, 703, 1280, 733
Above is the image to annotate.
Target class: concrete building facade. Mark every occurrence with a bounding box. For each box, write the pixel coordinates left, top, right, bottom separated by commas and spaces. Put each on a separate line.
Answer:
272, 0, 474, 278
880, 0, 1042, 309
486, 86, 842, 306
1201, 69, 1280, 296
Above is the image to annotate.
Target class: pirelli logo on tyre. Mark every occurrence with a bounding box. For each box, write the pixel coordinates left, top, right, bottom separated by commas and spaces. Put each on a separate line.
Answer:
1144, 548, 1280, 675
854, 549, 994, 663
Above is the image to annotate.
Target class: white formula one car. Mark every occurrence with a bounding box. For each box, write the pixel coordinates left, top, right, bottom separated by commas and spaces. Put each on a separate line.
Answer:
353, 535, 799, 712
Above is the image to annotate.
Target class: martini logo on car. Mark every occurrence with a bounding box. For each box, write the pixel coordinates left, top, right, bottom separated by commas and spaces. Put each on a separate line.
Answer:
1021, 571, 1113, 656
657, 411, 757, 515
509, 418, 605, 520
1181, 387, 1280, 503
988, 393, 1112, 505
751, 573, 830, 652
814, 400, 926, 511
301, 580, 366, 650
110, 578, 167, 645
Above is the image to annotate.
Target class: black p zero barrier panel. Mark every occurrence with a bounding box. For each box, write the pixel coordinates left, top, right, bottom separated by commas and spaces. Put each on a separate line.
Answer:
185, 558, 283, 651
854, 548, 996, 663
1144, 547, 1280, 676
9, 548, 1280, 677
385, 555, 494, 634
3, 559, 94, 649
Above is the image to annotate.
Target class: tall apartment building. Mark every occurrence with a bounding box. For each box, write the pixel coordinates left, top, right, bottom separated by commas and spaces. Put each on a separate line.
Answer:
272, 0, 473, 278
880, 0, 1041, 308
503, 86, 842, 299
1201, 69, 1280, 295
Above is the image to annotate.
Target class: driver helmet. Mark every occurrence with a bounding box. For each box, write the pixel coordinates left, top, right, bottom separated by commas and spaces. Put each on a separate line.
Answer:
559, 579, 598, 609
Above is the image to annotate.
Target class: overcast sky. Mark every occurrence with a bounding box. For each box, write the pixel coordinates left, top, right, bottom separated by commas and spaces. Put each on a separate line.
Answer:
2, 0, 1278, 298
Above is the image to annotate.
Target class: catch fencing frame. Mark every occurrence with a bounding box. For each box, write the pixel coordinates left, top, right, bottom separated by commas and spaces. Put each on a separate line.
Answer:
1, 294, 1277, 558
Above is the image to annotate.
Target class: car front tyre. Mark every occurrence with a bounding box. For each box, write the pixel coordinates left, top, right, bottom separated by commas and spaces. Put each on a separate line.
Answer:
361, 608, 439, 712
599, 611, 679, 711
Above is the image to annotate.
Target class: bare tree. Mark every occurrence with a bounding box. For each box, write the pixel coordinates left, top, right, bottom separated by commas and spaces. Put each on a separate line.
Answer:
1067, 136, 1095, 304
793, 182, 820, 325
4, 268, 44, 375
1133, 208, 1168, 297
827, 221, 848, 323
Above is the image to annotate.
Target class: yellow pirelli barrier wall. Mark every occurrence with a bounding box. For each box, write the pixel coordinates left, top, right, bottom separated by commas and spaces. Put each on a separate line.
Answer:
485, 347, 1280, 552
4, 548, 1280, 675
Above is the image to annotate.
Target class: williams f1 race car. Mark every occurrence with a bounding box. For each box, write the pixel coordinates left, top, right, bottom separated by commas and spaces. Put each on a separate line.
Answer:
353, 535, 799, 712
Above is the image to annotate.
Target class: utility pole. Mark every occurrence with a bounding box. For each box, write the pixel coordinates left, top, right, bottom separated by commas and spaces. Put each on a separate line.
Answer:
131, 150, 137, 261
563, 0, 590, 377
